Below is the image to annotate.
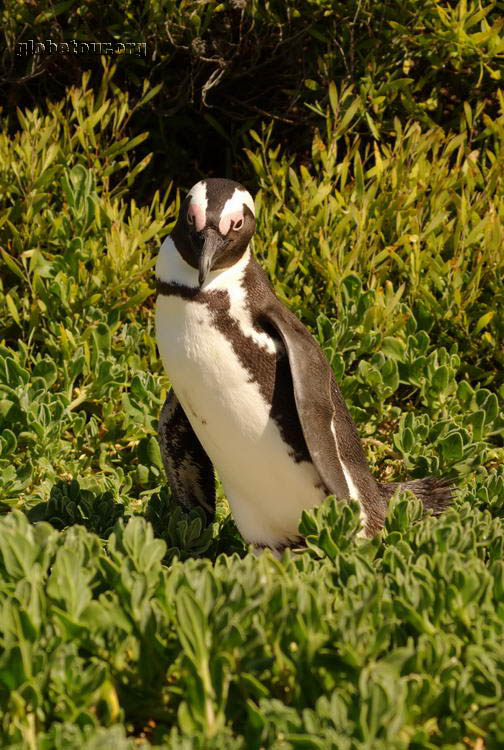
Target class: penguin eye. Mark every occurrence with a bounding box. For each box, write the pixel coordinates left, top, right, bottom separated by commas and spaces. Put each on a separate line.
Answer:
233, 217, 244, 231
187, 210, 195, 226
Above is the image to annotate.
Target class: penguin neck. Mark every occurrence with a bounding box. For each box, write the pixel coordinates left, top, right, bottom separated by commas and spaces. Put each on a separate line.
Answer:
156, 236, 252, 293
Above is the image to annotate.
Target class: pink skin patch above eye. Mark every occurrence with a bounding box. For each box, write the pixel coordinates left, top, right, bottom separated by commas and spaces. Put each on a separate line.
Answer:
188, 203, 206, 232
219, 210, 243, 235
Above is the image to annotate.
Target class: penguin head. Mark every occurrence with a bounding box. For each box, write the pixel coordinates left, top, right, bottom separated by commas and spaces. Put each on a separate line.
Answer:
171, 178, 256, 286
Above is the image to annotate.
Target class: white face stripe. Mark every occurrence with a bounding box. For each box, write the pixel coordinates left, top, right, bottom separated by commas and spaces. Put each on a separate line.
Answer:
221, 187, 255, 219
219, 210, 243, 236
187, 181, 208, 232
218, 188, 255, 235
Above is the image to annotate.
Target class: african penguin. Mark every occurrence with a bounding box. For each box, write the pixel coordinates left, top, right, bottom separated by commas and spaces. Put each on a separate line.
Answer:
155, 178, 452, 551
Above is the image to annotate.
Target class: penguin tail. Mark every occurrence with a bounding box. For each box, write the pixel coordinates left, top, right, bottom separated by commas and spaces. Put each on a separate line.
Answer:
379, 476, 454, 516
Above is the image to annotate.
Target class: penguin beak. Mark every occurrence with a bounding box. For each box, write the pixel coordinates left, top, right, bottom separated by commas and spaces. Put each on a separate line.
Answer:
198, 227, 226, 286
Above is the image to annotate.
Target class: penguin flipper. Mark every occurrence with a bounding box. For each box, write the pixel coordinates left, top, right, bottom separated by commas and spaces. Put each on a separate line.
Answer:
157, 389, 216, 517
262, 301, 387, 535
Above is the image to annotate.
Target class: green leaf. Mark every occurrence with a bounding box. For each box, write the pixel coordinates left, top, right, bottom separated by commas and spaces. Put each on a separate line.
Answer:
354, 150, 364, 197
240, 672, 270, 698
466, 410, 486, 441
1, 249, 26, 281
440, 431, 464, 461
474, 311, 495, 334
402, 426, 414, 454
337, 97, 361, 133
5, 294, 21, 326
328, 81, 338, 116
137, 82, 164, 109
457, 380, 474, 406
175, 588, 208, 666
0, 429, 17, 456
382, 337, 406, 361
32, 360, 58, 388
431, 365, 449, 394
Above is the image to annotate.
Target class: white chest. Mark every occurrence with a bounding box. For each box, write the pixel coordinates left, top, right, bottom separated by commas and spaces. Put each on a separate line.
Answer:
155, 288, 326, 548
156, 292, 271, 443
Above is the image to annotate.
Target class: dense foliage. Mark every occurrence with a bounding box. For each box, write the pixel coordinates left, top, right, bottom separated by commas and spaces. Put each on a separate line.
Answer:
1, 495, 504, 749
2, 0, 504, 186
0, 3, 503, 748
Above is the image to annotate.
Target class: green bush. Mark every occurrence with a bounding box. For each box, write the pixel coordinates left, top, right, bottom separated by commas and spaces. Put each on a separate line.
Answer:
0, 495, 504, 748
2, 0, 504, 184
0, 69, 173, 506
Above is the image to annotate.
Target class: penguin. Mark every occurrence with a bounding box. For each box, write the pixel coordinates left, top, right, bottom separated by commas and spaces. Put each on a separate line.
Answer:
155, 178, 452, 551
